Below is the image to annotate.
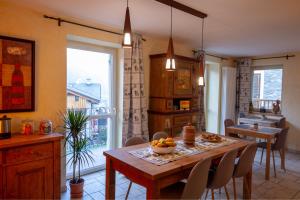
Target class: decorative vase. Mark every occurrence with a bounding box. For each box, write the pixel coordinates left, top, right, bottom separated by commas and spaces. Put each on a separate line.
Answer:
182, 123, 196, 144
39, 120, 53, 135
21, 119, 34, 135
70, 179, 84, 198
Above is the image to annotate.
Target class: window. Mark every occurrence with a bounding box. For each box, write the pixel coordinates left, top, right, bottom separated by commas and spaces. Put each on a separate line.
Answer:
251, 66, 283, 111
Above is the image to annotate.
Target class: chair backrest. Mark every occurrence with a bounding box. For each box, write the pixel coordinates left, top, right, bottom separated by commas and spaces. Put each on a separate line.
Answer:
125, 137, 145, 147
233, 143, 257, 178
277, 117, 286, 128
152, 131, 168, 140
273, 127, 289, 150
209, 149, 238, 189
181, 157, 212, 200
224, 119, 235, 128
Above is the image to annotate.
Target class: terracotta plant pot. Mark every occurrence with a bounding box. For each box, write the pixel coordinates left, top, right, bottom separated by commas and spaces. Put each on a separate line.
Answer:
70, 178, 84, 198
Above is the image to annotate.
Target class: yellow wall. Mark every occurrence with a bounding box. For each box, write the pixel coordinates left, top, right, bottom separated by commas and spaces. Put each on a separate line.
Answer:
0, 1, 195, 190
0, 1, 194, 132
253, 52, 300, 151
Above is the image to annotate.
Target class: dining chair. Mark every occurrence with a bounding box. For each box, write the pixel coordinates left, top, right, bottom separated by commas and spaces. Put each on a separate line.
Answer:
205, 149, 238, 200
232, 143, 257, 200
258, 127, 289, 177
160, 157, 212, 199
152, 131, 168, 140
124, 137, 146, 200
224, 119, 240, 138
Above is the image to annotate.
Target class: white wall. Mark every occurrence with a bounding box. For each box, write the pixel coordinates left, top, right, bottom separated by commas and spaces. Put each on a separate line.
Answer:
253, 53, 300, 152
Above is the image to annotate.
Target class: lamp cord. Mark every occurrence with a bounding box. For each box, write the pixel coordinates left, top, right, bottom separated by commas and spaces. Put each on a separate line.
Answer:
201, 18, 204, 51
171, 0, 173, 38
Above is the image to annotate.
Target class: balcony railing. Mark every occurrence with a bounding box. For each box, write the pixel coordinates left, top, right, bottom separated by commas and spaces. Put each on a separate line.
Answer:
252, 99, 278, 111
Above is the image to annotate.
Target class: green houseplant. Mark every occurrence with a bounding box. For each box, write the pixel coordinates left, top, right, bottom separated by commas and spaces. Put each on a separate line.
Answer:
63, 109, 94, 198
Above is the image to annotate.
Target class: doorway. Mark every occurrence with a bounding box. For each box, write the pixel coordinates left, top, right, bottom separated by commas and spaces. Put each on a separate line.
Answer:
205, 62, 222, 134
66, 42, 117, 176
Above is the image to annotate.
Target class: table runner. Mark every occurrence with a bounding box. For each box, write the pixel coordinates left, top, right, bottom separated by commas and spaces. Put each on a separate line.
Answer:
128, 136, 237, 165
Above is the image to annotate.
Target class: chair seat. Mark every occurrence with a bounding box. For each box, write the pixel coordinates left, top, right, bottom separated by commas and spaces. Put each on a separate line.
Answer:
160, 181, 185, 199
257, 142, 275, 150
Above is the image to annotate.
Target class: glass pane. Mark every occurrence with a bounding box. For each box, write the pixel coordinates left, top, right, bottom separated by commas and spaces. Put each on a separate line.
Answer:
252, 68, 282, 110
66, 47, 113, 174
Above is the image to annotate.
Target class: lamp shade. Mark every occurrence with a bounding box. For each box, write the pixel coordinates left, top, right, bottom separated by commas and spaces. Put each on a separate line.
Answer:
198, 53, 205, 86
166, 37, 176, 71
122, 7, 132, 48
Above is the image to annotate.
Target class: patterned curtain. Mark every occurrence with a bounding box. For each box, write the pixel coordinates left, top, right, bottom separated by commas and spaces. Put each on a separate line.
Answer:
196, 50, 206, 131
236, 58, 252, 116
122, 34, 149, 145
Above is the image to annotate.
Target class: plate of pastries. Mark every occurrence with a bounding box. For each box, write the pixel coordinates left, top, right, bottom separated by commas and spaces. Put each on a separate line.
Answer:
201, 133, 222, 143
150, 137, 176, 154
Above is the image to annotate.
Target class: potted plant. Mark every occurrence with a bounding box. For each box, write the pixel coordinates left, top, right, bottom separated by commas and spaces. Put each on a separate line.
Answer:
63, 109, 94, 198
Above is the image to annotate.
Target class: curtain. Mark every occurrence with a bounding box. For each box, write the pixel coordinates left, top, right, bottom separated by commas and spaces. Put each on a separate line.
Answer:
196, 51, 206, 131
236, 58, 252, 116
220, 66, 237, 134
122, 34, 149, 145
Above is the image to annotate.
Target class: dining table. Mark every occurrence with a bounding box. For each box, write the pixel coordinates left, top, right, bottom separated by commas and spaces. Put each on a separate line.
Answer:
225, 124, 282, 180
103, 133, 253, 199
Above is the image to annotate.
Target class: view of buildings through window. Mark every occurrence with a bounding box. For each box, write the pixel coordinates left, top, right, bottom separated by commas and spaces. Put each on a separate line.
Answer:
66, 47, 113, 174
252, 68, 283, 110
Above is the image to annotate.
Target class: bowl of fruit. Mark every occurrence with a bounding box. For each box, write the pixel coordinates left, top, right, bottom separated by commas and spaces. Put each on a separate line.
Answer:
150, 137, 176, 154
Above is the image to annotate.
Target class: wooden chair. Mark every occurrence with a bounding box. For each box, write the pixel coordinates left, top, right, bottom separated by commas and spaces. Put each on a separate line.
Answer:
160, 157, 212, 199
258, 127, 289, 177
124, 137, 146, 200
205, 149, 238, 200
152, 131, 168, 140
224, 119, 240, 138
232, 143, 257, 200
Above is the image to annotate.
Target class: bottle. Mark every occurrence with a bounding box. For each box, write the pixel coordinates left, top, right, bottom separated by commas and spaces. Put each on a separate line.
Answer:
11, 64, 25, 105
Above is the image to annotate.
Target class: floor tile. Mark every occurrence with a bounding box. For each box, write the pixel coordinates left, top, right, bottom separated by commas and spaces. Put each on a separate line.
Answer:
62, 150, 300, 200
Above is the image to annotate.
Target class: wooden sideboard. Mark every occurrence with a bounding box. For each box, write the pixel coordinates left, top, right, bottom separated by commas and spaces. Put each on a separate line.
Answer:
148, 54, 201, 139
0, 133, 63, 199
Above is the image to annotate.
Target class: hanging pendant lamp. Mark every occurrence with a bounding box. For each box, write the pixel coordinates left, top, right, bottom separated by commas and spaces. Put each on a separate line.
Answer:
122, 0, 132, 48
198, 19, 205, 86
165, 0, 176, 71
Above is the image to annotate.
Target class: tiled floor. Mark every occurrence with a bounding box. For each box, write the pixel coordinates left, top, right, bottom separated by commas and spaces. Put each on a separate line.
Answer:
61, 149, 300, 199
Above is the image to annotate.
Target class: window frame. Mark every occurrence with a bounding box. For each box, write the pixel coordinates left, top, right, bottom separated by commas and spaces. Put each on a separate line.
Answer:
250, 65, 283, 112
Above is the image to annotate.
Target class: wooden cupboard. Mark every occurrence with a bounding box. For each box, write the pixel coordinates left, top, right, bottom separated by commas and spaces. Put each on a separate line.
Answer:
0, 133, 63, 199
148, 54, 201, 139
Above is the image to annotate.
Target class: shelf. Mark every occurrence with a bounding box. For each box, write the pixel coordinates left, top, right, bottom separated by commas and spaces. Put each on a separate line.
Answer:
148, 109, 200, 115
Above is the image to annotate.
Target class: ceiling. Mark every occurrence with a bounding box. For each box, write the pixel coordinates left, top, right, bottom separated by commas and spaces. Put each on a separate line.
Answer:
7, 0, 300, 57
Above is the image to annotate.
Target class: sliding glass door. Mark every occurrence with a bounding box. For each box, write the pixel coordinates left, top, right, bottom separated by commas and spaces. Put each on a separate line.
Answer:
66, 42, 116, 176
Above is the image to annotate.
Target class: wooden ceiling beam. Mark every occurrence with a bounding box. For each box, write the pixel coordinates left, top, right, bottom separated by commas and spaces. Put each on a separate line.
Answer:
154, 0, 207, 18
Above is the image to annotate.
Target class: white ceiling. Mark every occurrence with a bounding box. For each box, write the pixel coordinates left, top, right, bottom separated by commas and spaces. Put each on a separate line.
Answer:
8, 0, 300, 57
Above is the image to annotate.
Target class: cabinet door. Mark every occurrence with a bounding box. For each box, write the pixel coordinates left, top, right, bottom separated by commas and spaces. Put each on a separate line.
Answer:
174, 60, 193, 96
4, 158, 53, 199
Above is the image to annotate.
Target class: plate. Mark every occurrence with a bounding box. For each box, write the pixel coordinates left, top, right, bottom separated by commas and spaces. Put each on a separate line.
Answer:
201, 138, 222, 143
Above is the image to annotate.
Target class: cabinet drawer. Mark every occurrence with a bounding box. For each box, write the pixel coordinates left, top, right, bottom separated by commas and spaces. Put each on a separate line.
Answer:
5, 143, 53, 165
173, 115, 191, 127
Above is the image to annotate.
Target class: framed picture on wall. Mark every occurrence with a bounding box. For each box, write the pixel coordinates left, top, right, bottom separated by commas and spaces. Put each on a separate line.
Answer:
0, 36, 35, 113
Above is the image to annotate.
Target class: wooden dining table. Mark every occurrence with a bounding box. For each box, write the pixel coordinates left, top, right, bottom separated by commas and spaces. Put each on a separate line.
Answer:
103, 134, 253, 199
225, 124, 282, 180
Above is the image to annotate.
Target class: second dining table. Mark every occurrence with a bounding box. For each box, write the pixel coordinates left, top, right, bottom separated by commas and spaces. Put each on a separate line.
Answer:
225, 124, 282, 180
103, 133, 253, 199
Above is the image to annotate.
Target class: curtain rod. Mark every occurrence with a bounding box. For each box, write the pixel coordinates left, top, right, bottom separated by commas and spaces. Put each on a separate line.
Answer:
43, 15, 146, 41
252, 54, 295, 61
192, 50, 228, 60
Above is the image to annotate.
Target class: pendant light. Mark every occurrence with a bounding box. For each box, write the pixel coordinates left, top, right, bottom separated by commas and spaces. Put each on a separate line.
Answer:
165, 0, 176, 71
198, 19, 205, 86
122, 0, 132, 48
